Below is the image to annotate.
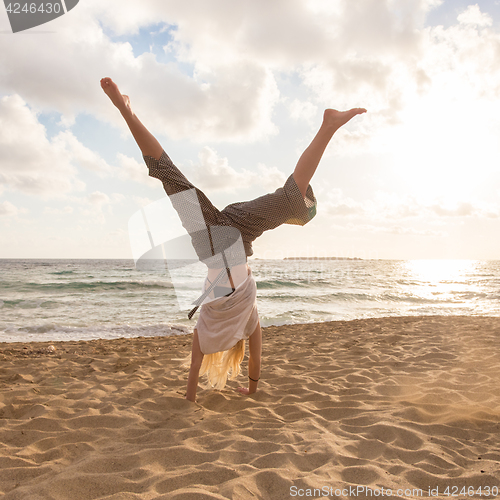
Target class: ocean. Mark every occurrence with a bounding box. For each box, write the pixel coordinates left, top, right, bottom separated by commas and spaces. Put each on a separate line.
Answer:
1, 258, 499, 343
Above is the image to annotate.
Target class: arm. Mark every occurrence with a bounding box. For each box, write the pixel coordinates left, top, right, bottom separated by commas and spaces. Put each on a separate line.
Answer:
186, 329, 204, 402
237, 321, 262, 395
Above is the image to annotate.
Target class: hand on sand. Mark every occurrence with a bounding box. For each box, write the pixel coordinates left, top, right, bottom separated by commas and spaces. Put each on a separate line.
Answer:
237, 387, 255, 396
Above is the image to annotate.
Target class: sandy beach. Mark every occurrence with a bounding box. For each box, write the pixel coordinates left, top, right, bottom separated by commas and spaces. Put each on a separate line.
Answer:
1, 316, 499, 499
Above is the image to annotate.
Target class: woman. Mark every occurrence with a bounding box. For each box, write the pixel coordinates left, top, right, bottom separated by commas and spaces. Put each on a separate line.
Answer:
100, 77, 366, 402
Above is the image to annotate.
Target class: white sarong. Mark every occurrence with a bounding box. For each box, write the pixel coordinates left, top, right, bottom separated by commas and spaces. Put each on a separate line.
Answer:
195, 268, 259, 355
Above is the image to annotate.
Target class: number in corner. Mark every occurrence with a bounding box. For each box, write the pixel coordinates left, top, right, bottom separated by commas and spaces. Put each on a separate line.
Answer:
6, 3, 21, 13
5, 2, 62, 14
443, 486, 499, 497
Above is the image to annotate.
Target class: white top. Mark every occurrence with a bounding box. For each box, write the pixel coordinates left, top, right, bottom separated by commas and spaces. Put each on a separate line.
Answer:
202, 263, 250, 303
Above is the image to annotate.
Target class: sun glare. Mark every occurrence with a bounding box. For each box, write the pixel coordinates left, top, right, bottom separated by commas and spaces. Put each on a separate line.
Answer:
389, 96, 500, 204
405, 259, 476, 284
399, 259, 483, 308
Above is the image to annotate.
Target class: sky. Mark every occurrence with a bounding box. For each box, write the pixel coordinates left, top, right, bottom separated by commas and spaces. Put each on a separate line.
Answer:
1, 0, 500, 260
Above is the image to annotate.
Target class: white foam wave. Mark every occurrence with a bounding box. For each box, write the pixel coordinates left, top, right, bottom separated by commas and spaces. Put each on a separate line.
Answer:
0, 322, 190, 343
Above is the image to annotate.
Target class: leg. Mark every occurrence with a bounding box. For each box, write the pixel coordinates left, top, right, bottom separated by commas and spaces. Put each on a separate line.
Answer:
237, 321, 262, 395
293, 108, 367, 198
186, 329, 204, 402
100, 77, 163, 160
100, 78, 236, 269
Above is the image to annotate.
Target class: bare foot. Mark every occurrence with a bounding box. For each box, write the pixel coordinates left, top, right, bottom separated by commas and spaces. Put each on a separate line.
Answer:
323, 107, 367, 131
100, 77, 131, 114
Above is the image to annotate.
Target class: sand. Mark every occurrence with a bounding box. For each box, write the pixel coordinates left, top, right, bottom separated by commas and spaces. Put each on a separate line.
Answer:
1, 316, 499, 500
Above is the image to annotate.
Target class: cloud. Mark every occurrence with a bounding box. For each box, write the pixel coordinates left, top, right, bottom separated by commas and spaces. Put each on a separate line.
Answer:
0, 95, 82, 198
0, 201, 18, 216
431, 202, 475, 217
383, 225, 446, 236
43, 206, 74, 215
0, 94, 122, 198
337, 222, 447, 237
3, 0, 496, 152
0, 1, 281, 143
132, 195, 156, 207
77, 190, 125, 224
289, 99, 318, 124
421, 16, 500, 103
0, 0, 444, 145
430, 201, 500, 218
87, 191, 111, 206
323, 189, 366, 217
322, 188, 500, 222
457, 4, 493, 27
297, 3, 500, 148
132, 58, 280, 143
117, 154, 158, 187
188, 147, 287, 193
323, 189, 423, 220
55, 131, 115, 176
84, 191, 125, 208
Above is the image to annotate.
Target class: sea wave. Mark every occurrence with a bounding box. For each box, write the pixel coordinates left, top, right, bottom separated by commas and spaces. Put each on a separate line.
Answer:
0, 322, 190, 343
2, 258, 499, 342
1, 299, 61, 309
6, 280, 175, 293
256, 280, 305, 289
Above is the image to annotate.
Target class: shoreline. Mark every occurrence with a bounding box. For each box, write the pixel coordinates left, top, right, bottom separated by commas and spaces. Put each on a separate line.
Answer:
1, 315, 500, 499
2, 313, 500, 346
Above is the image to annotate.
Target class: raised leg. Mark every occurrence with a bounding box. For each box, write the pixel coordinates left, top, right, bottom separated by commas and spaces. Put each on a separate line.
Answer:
186, 329, 204, 402
100, 77, 163, 160
293, 108, 367, 198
